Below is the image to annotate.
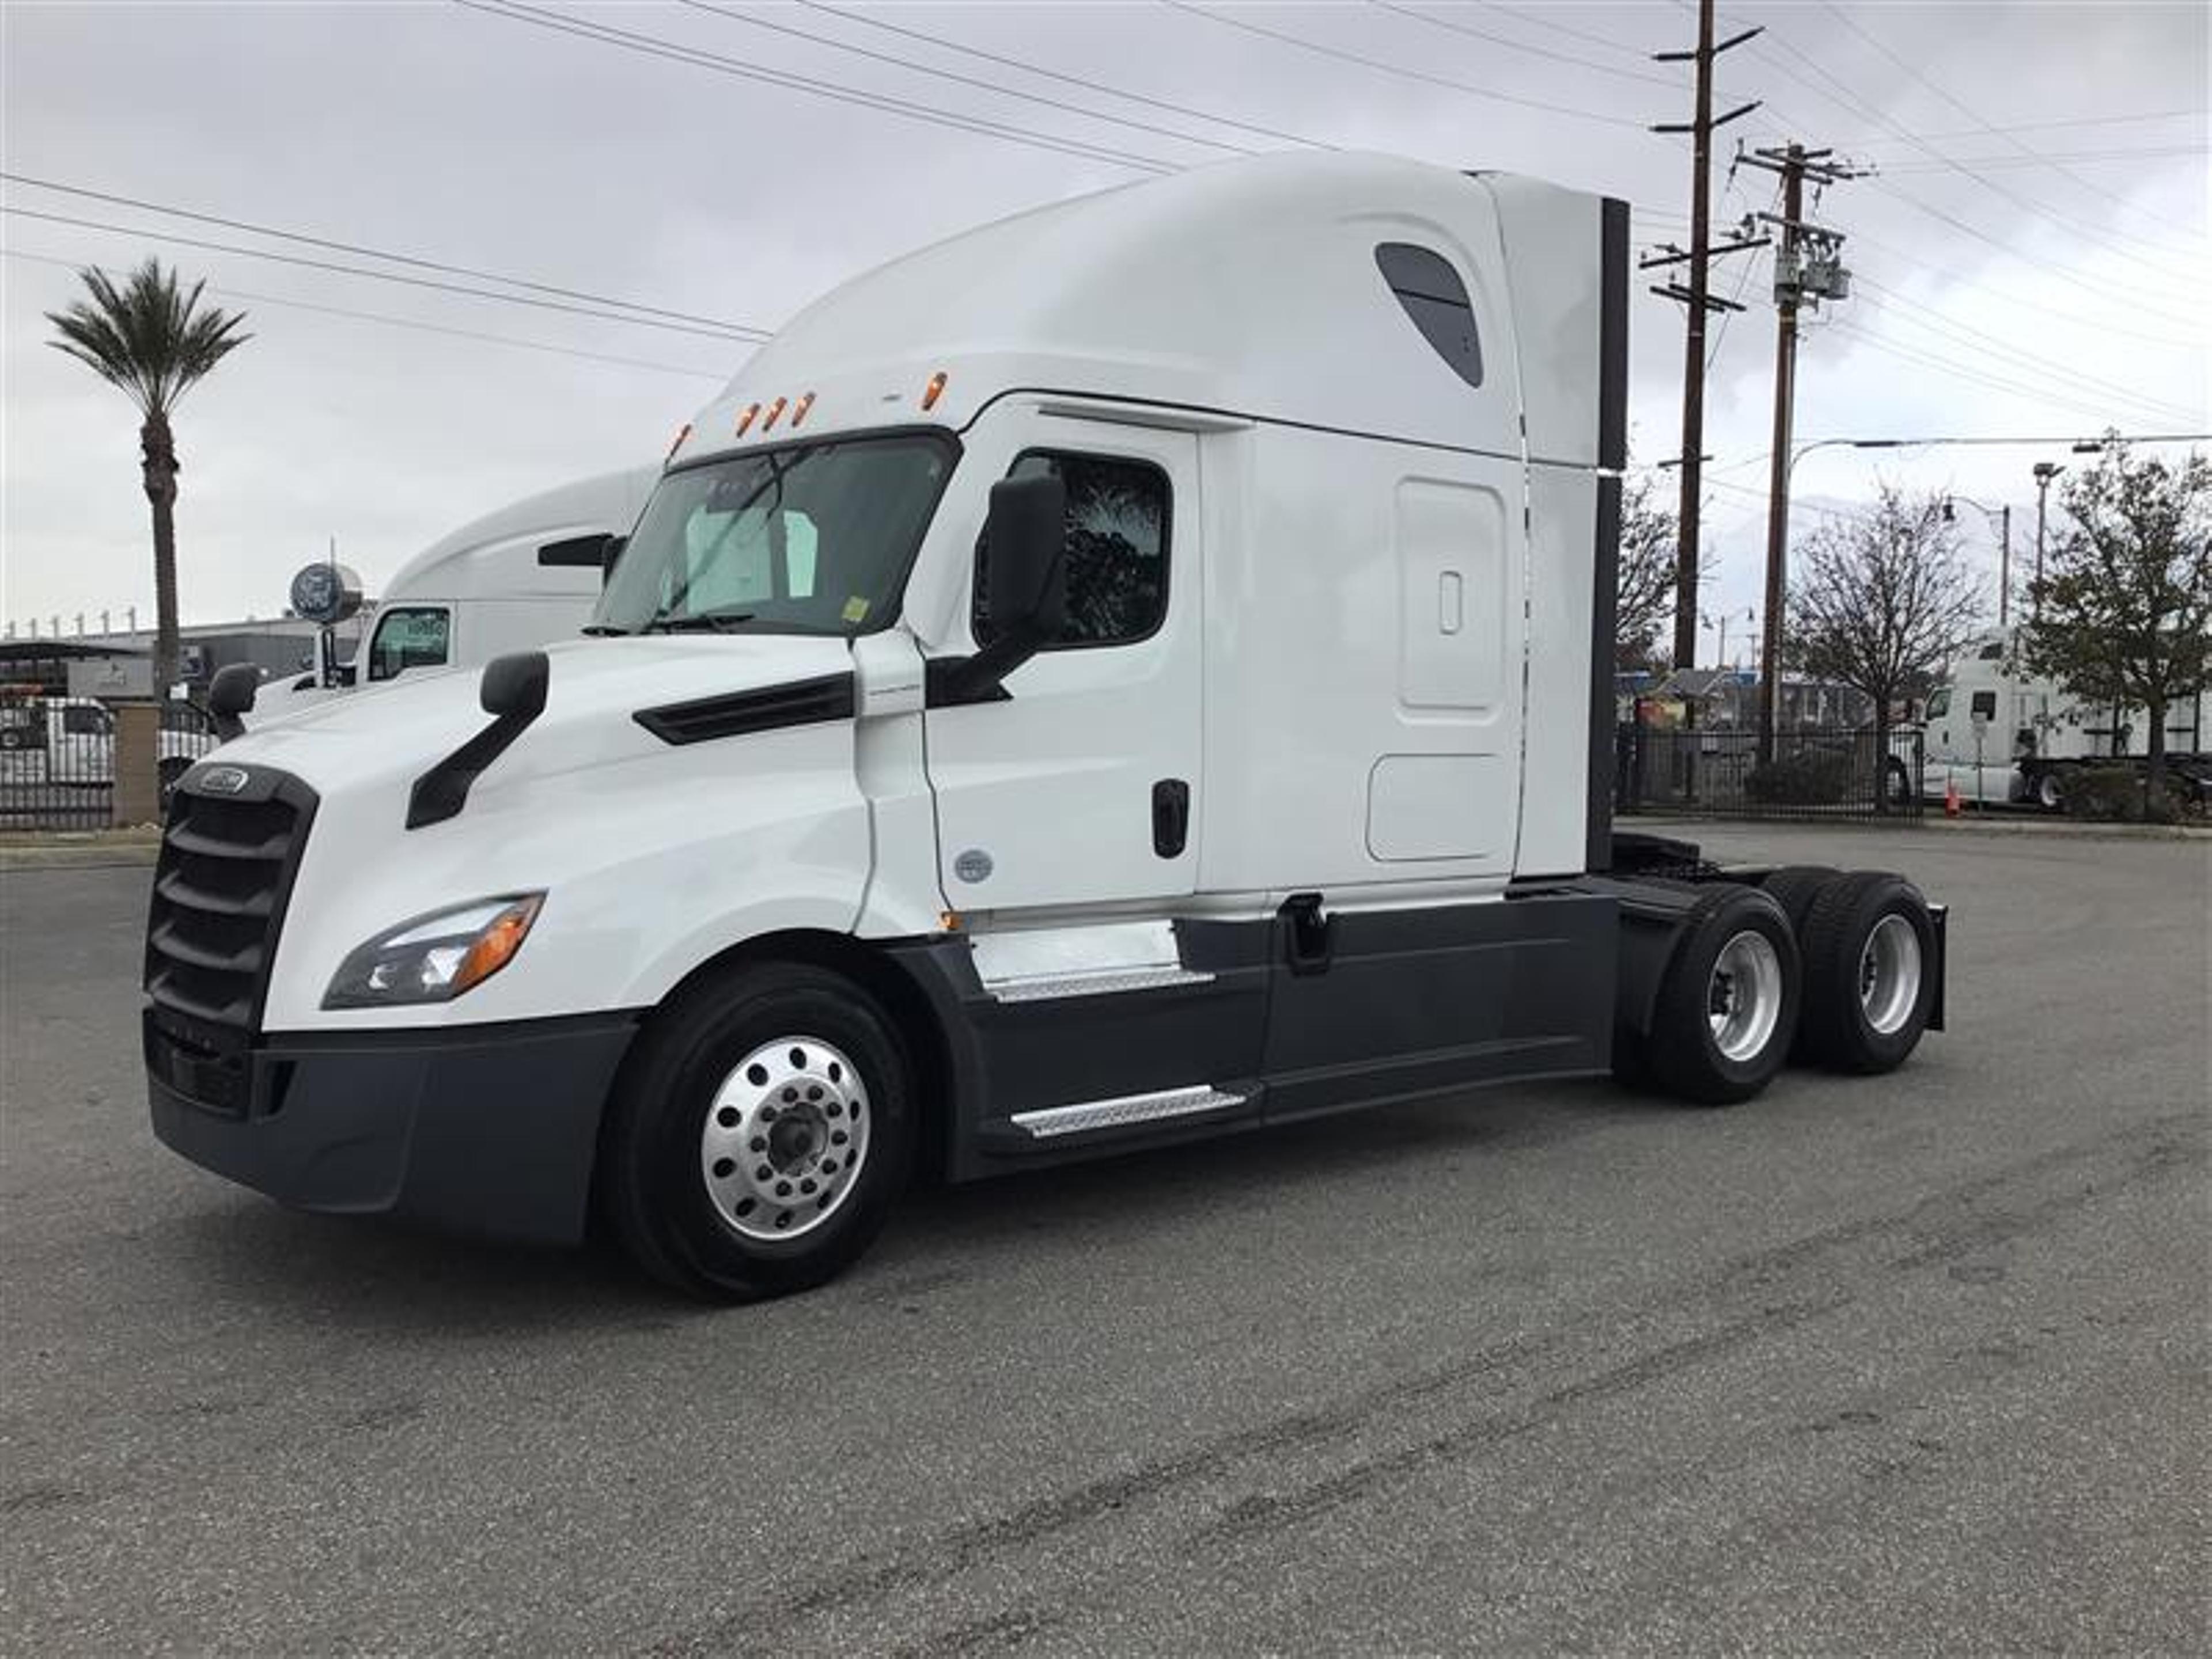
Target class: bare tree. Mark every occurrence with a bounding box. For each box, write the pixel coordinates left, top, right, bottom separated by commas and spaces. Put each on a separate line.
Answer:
2023, 441, 2212, 803
1616, 471, 1681, 671
1786, 484, 1984, 806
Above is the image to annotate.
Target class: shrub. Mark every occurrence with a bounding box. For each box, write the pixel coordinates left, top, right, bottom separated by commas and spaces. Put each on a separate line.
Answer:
1745, 748, 1853, 805
2059, 764, 2183, 823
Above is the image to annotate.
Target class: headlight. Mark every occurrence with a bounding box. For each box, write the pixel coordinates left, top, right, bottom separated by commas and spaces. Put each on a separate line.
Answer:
323, 894, 544, 1009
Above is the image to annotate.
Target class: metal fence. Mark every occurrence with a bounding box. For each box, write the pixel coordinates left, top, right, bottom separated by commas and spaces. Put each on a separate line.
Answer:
0, 698, 216, 831
1616, 724, 1925, 822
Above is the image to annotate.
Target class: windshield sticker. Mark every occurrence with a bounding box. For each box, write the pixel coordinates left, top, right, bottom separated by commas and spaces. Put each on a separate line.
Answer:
841, 596, 871, 624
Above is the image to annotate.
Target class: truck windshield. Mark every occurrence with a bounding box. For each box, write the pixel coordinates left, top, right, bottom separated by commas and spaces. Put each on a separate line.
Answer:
596, 433, 955, 637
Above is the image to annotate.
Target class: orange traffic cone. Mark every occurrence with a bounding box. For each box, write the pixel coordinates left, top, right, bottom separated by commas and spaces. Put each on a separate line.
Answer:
1944, 778, 1961, 818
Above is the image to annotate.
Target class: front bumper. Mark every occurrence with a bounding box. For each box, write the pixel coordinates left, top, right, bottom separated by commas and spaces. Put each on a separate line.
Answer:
146, 1010, 637, 1244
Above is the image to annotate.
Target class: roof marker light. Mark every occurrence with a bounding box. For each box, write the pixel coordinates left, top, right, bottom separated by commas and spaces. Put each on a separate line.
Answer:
791, 391, 816, 427
763, 395, 788, 431
734, 402, 760, 437
665, 422, 692, 463
921, 371, 948, 411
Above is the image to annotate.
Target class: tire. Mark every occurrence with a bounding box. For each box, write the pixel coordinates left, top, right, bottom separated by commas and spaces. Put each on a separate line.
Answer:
0, 729, 20, 751
1797, 871, 1937, 1074
1645, 885, 1801, 1107
598, 962, 917, 1301
2032, 770, 2063, 811
1755, 865, 1842, 937
157, 757, 190, 811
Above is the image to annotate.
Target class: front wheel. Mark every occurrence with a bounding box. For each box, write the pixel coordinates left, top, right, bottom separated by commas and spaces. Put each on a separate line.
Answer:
598, 963, 916, 1301
2032, 770, 2064, 811
157, 756, 191, 812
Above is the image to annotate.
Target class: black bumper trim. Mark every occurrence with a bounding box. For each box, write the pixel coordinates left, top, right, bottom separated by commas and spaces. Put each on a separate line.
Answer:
147, 1010, 638, 1245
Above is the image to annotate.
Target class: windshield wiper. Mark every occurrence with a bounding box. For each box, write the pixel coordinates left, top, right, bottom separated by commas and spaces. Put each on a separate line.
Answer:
639, 612, 757, 634
578, 623, 630, 637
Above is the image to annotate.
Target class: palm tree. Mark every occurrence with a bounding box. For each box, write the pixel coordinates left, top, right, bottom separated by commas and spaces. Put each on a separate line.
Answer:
47, 260, 249, 695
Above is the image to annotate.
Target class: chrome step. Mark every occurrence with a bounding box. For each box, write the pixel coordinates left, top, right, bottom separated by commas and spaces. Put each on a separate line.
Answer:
990, 964, 1213, 1003
1010, 1085, 1246, 1139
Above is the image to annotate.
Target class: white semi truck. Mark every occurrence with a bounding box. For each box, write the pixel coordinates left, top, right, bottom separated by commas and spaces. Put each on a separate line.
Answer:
146, 154, 1945, 1301
1920, 627, 2207, 808
246, 465, 660, 724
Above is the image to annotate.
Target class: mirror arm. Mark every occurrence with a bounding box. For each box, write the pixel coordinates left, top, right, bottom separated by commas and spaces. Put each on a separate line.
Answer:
927, 623, 1047, 707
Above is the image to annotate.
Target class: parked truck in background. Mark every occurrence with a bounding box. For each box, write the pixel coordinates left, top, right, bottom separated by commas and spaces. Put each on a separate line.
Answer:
146, 153, 1946, 1301
246, 465, 659, 725
1919, 627, 2207, 808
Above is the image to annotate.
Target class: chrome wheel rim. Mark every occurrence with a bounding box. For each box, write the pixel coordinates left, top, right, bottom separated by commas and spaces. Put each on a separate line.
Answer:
1858, 914, 1922, 1036
1707, 930, 1783, 1063
699, 1036, 870, 1241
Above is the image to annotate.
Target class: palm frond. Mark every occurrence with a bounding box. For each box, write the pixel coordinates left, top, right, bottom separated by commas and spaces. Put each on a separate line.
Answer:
44, 259, 250, 416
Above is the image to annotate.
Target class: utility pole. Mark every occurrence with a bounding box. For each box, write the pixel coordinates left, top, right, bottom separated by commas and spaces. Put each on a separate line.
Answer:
2032, 461, 2065, 620
1741, 141, 1863, 760
1650, 1, 1762, 675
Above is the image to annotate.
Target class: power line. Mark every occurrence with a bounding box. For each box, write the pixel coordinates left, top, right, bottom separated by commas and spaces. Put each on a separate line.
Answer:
1737, 16, 2202, 312
676, 0, 1253, 158
1874, 145, 2210, 176
1370, 2, 1681, 90
0, 205, 764, 343
1482, 2, 1662, 65
1853, 275, 2203, 428
798, 0, 1327, 151
1825, 320, 2172, 427
452, 0, 1182, 175
0, 171, 764, 337
1818, 0, 2206, 263
1161, 1, 1652, 131
1842, 224, 2203, 348
2, 247, 729, 381
1848, 107, 2211, 146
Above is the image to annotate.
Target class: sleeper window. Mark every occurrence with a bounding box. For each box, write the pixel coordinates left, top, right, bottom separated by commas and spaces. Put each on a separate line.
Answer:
1376, 243, 1484, 389
974, 452, 1170, 649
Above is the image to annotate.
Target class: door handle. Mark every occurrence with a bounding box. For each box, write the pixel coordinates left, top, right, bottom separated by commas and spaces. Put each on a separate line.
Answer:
1152, 778, 1190, 858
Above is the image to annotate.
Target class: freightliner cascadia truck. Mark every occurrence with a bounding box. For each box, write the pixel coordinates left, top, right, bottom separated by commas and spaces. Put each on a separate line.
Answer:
146, 154, 1945, 1301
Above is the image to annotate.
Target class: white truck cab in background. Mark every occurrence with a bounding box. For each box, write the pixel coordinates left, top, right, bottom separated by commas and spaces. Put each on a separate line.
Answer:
148, 153, 1946, 1301
247, 465, 658, 724
1921, 627, 2206, 808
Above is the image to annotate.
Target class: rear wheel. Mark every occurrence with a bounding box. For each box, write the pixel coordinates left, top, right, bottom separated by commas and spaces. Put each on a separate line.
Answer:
1645, 886, 1801, 1106
2032, 770, 2064, 811
1756, 865, 1840, 937
599, 963, 916, 1301
1797, 872, 1937, 1074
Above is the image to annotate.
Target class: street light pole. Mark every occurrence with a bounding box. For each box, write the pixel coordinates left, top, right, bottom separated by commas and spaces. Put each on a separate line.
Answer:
2032, 461, 2065, 620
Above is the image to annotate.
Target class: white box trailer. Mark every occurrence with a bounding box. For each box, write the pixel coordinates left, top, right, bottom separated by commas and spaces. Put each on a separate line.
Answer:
146, 154, 1946, 1300
244, 465, 659, 725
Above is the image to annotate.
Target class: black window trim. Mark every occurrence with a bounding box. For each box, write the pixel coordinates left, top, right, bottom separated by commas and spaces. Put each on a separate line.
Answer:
1374, 241, 1485, 391
971, 446, 1175, 656
366, 603, 454, 683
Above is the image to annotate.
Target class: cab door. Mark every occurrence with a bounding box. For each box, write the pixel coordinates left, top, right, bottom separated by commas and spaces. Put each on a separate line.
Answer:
923, 412, 1202, 915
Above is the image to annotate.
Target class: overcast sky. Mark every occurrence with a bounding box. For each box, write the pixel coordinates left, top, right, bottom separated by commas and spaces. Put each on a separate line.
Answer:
3, 1, 2205, 657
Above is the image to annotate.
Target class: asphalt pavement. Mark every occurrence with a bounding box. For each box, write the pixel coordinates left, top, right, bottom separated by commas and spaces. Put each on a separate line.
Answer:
2, 824, 2206, 1654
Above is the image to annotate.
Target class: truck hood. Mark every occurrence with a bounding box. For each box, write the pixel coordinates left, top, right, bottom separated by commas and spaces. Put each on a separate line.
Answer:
207, 634, 854, 800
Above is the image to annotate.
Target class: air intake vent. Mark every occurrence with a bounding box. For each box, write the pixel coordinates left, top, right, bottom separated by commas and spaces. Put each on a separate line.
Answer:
634, 673, 856, 746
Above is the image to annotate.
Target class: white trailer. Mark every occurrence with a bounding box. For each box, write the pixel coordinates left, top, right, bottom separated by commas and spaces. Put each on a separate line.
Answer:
245, 465, 659, 724
1920, 628, 2206, 808
146, 154, 1946, 1300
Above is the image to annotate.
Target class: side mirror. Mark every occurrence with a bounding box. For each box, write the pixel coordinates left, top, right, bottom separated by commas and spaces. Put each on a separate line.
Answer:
480, 650, 550, 721
207, 662, 260, 741
982, 473, 1067, 644
935, 474, 1066, 705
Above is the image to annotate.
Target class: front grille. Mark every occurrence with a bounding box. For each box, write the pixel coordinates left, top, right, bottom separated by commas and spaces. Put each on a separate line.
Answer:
145, 772, 316, 1065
